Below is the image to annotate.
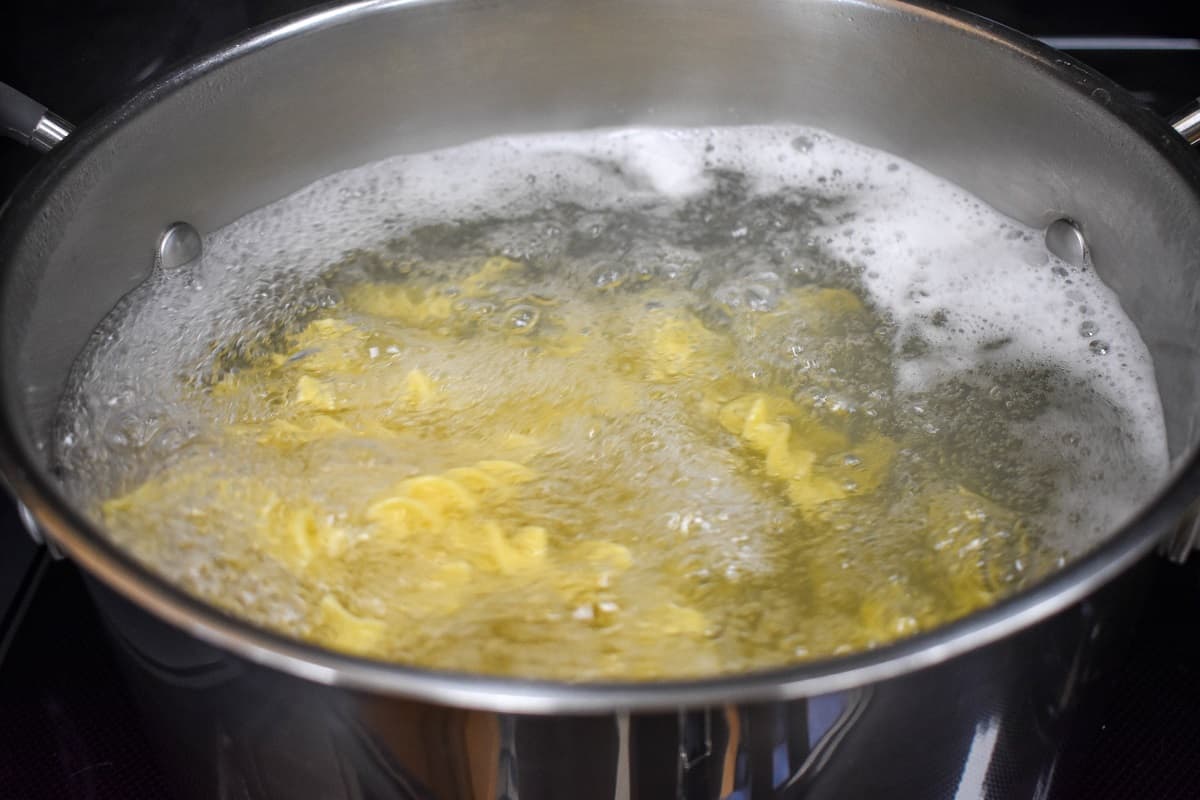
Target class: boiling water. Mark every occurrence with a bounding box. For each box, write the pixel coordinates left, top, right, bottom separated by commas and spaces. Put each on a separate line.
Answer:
54, 126, 1169, 680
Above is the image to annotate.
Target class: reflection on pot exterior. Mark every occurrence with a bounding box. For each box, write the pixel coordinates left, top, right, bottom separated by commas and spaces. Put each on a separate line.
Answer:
87, 560, 1144, 800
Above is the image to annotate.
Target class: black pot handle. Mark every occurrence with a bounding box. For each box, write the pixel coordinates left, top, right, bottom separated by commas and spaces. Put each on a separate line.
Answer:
0, 81, 72, 152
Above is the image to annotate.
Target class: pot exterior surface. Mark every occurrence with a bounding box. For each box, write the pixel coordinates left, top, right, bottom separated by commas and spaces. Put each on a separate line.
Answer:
91, 564, 1147, 800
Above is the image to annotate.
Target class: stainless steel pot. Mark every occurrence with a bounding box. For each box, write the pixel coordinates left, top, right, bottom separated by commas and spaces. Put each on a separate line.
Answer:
3, 1, 1200, 797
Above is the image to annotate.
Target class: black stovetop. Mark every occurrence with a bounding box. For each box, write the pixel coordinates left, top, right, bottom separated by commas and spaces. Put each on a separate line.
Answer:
1, 2, 1199, 798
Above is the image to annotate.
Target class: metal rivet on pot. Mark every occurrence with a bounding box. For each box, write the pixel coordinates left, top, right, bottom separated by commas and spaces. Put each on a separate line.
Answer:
156, 221, 203, 271
1045, 218, 1089, 268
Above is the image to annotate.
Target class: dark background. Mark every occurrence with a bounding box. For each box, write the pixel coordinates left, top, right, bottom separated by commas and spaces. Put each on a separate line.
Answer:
2, 1, 1199, 798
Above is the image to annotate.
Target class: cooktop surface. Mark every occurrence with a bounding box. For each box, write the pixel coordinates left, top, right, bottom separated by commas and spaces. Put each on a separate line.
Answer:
1, 2, 1198, 798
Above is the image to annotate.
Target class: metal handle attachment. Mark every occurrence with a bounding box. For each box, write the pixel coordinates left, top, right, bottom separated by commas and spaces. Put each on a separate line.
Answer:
1162, 503, 1200, 563
15, 501, 64, 560
0, 81, 72, 152
1170, 97, 1200, 146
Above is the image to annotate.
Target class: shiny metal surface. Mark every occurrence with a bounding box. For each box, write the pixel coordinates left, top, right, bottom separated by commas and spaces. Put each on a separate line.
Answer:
156, 221, 203, 271
0, 0, 1199, 795
28, 112, 72, 153
1171, 97, 1200, 145
90, 564, 1149, 799
1043, 218, 1089, 268
0, 81, 71, 151
15, 499, 62, 559
1163, 504, 1200, 563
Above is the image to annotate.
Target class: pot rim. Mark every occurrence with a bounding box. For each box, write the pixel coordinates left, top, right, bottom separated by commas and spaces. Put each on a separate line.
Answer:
2, 0, 1199, 714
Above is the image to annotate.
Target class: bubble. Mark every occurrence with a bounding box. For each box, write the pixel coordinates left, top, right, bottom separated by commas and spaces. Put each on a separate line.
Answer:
454, 298, 498, 319
714, 273, 783, 312
791, 135, 813, 153
506, 305, 540, 333
592, 267, 625, 289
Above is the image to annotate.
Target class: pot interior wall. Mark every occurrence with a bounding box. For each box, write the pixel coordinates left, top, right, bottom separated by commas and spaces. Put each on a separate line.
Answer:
3, 0, 1200, 485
